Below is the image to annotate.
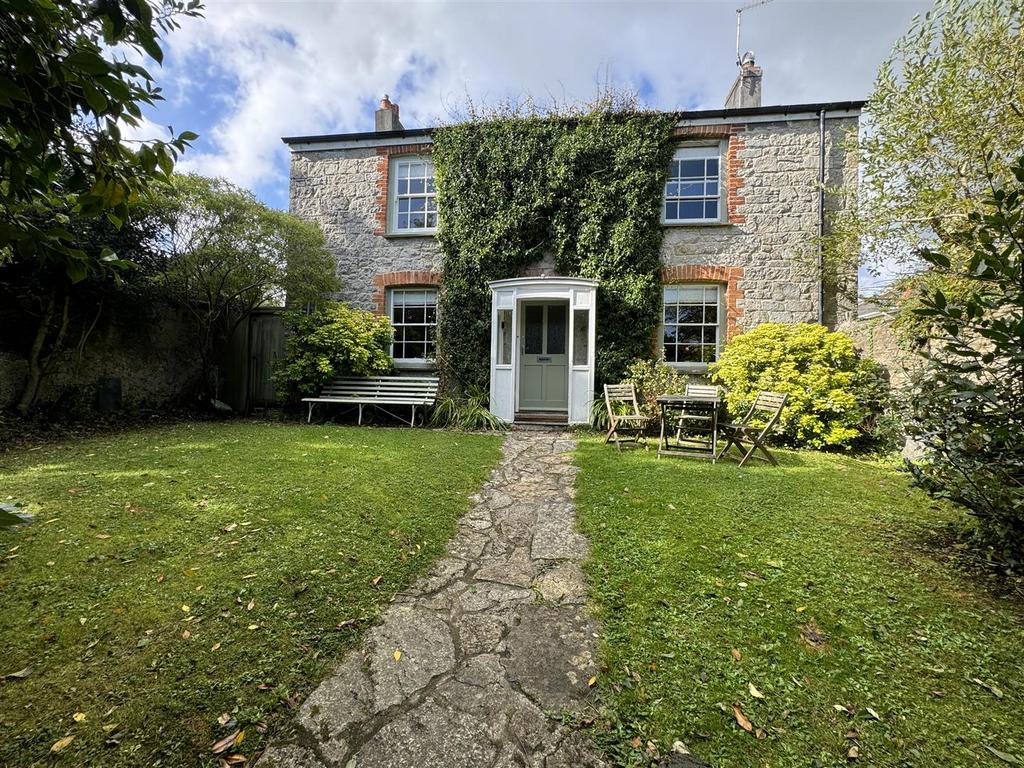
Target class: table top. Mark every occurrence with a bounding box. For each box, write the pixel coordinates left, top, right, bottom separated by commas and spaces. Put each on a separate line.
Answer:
656, 394, 720, 405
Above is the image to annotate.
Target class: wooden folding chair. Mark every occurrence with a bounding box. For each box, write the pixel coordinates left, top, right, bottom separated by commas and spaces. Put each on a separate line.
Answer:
675, 384, 721, 442
716, 391, 788, 467
603, 383, 650, 452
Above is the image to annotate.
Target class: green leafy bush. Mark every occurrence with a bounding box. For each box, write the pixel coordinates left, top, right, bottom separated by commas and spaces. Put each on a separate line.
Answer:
273, 302, 393, 400
710, 322, 887, 449
430, 386, 508, 431
905, 155, 1024, 563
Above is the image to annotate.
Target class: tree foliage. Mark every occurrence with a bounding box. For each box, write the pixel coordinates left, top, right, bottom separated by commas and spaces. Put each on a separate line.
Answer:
149, 174, 339, 398
905, 156, 1024, 562
273, 303, 393, 401
829, 0, 1024, 280
1, 0, 202, 280
710, 323, 888, 450
431, 110, 676, 394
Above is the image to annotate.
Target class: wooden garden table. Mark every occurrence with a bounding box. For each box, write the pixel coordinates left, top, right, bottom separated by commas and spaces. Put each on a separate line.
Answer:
656, 394, 721, 461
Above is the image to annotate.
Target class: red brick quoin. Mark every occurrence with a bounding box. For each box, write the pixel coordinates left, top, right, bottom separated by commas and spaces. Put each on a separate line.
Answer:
371, 270, 442, 316
373, 143, 434, 236
671, 124, 747, 225
661, 264, 745, 340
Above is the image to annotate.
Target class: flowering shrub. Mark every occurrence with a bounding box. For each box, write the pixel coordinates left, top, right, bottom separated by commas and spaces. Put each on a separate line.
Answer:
710, 322, 887, 449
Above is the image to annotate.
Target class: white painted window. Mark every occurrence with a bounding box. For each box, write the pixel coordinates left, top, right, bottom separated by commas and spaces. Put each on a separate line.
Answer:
388, 288, 437, 362
663, 145, 722, 224
662, 284, 722, 366
390, 156, 437, 234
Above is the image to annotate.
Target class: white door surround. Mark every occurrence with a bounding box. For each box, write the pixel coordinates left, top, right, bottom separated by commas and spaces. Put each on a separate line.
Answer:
488, 277, 598, 425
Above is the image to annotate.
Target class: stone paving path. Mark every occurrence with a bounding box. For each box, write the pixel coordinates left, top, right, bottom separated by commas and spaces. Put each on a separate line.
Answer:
260, 430, 607, 768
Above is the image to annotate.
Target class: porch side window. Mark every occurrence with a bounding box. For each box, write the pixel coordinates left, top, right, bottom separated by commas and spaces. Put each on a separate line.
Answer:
390, 156, 437, 234
662, 284, 722, 366
388, 287, 437, 362
663, 146, 721, 224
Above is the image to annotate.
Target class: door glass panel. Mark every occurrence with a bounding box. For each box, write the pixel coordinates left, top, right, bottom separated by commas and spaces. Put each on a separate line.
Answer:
573, 309, 588, 366
498, 309, 513, 365
524, 305, 543, 354
546, 304, 567, 354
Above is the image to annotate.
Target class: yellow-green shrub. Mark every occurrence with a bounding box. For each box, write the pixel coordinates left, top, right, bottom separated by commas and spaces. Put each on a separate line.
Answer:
710, 322, 887, 449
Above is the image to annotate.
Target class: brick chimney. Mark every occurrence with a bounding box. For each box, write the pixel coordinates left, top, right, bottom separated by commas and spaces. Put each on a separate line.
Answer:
375, 94, 403, 132
724, 51, 762, 109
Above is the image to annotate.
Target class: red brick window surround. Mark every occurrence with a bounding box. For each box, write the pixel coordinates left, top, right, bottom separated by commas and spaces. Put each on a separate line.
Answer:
668, 125, 747, 225
371, 270, 442, 316
661, 265, 745, 342
373, 143, 434, 236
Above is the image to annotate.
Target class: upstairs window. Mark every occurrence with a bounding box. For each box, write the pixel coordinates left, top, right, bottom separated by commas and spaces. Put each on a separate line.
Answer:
390, 156, 437, 234
388, 287, 437, 363
664, 146, 722, 224
662, 284, 722, 366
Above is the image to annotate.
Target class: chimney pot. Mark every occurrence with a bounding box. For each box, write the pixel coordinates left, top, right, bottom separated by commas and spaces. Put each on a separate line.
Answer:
725, 51, 762, 109
375, 94, 403, 132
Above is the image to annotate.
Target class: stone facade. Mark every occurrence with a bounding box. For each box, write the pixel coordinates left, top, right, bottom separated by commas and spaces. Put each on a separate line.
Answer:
286, 108, 859, 343
289, 146, 442, 313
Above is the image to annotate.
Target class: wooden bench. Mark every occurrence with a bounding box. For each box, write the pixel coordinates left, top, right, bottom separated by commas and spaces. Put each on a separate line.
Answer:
302, 376, 439, 426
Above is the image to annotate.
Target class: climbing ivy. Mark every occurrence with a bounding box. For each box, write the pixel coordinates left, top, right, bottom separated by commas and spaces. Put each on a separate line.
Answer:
432, 111, 677, 394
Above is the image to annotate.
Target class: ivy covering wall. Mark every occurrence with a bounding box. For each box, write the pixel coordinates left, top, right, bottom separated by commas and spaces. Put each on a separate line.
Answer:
431, 111, 677, 394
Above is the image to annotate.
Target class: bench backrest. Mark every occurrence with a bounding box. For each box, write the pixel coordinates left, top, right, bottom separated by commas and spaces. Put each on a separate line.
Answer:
319, 376, 439, 402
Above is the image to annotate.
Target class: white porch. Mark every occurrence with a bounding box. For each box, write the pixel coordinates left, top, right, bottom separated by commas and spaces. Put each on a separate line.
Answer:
487, 277, 598, 425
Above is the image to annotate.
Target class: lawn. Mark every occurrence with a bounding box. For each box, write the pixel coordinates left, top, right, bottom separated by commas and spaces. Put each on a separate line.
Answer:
574, 440, 1024, 768
0, 421, 502, 767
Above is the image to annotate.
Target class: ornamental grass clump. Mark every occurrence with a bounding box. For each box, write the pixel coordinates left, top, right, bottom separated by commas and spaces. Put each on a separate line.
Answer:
710, 322, 888, 450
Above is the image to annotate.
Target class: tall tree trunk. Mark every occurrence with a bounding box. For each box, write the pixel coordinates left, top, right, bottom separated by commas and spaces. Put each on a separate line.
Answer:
15, 290, 70, 415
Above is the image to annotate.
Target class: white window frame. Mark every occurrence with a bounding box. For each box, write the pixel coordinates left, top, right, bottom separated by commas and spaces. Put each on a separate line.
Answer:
386, 287, 438, 369
387, 155, 437, 236
660, 283, 724, 371
662, 143, 726, 225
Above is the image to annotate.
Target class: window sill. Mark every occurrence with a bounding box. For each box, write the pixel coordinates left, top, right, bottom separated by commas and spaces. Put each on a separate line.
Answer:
384, 230, 438, 240
393, 360, 437, 372
665, 362, 711, 374
661, 220, 732, 228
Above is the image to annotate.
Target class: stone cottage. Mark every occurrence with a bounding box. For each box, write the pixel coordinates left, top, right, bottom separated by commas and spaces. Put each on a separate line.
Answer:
282, 58, 862, 425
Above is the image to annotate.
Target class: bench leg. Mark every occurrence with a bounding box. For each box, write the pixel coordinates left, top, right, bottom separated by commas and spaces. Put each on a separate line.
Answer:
358, 404, 363, 426
307, 403, 314, 424
410, 405, 416, 427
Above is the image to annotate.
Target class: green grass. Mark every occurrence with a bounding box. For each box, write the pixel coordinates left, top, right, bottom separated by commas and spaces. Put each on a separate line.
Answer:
574, 440, 1024, 768
0, 421, 501, 767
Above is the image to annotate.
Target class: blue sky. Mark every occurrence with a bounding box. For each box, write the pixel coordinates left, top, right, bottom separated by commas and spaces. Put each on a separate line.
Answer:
130, 0, 932, 291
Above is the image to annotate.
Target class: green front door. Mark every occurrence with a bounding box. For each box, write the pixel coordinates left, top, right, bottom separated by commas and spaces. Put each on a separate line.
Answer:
518, 301, 569, 411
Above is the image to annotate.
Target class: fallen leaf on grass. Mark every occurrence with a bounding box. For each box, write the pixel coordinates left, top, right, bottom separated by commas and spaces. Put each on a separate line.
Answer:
211, 642, 222, 652
51, 736, 75, 753
748, 683, 765, 699
156, 574, 165, 583
731, 648, 742, 662
246, 599, 255, 612
182, 630, 191, 640
181, 605, 190, 613
985, 745, 1021, 765
73, 712, 86, 723
848, 745, 860, 760
971, 677, 1004, 699
587, 675, 598, 687
247, 624, 259, 631
630, 736, 643, 749
3, 666, 32, 680
218, 712, 232, 726
212, 729, 242, 755
833, 704, 852, 715
393, 650, 402, 662
866, 707, 882, 721
732, 704, 754, 733
223, 755, 247, 766
372, 575, 383, 586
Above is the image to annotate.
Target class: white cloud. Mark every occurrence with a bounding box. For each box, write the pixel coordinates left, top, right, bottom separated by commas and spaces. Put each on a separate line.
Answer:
153, 0, 930, 198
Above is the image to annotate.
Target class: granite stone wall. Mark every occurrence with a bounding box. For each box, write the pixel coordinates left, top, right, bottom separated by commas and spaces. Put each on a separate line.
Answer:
288, 115, 859, 331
